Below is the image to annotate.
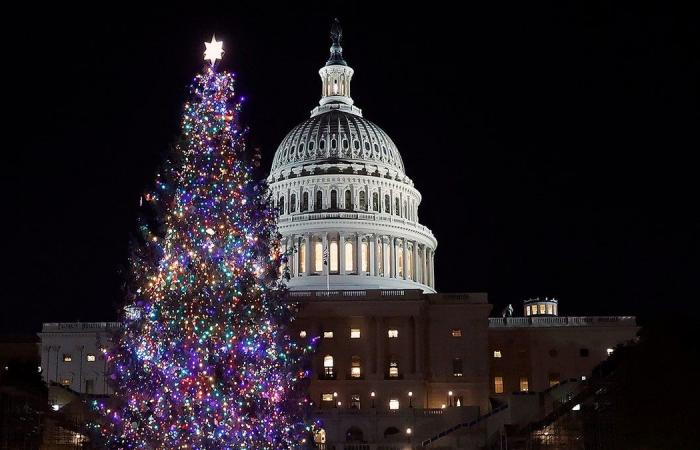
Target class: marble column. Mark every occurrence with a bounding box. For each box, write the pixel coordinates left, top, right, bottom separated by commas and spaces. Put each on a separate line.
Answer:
339, 232, 346, 275
369, 234, 376, 276
402, 239, 408, 280
322, 233, 329, 277
304, 233, 311, 276
412, 241, 419, 282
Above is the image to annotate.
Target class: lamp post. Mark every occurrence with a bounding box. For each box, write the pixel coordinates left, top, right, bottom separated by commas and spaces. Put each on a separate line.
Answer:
333, 392, 338, 408
408, 391, 413, 408
448, 390, 453, 407
370, 391, 376, 408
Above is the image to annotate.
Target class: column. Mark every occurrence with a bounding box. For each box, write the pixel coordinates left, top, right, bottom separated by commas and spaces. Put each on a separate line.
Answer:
402, 239, 408, 280
430, 251, 435, 288
339, 232, 346, 275
304, 233, 311, 276
369, 234, 376, 276
422, 246, 428, 285
412, 242, 419, 282
389, 236, 395, 278
356, 233, 362, 275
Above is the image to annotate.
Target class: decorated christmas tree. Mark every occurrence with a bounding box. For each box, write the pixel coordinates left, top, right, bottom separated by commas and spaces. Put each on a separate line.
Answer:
96, 37, 314, 449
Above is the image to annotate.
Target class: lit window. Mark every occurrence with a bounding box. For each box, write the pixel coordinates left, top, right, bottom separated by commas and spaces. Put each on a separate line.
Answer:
322, 393, 334, 402
406, 248, 413, 280
546, 304, 553, 315
62, 354, 72, 362
345, 241, 354, 272
396, 245, 403, 277
86, 354, 96, 362
493, 350, 502, 358
323, 331, 333, 339
452, 358, 463, 377
299, 242, 306, 273
572, 403, 581, 411
494, 376, 504, 394
539, 304, 546, 314
387, 329, 398, 338
299, 330, 307, 338
451, 329, 462, 337
323, 355, 334, 377
350, 393, 361, 409
351, 356, 361, 378
314, 241, 323, 272
350, 329, 361, 339
389, 399, 400, 410
361, 241, 369, 272
61, 379, 71, 386
330, 241, 339, 273
389, 361, 399, 378
606, 348, 614, 356
519, 377, 529, 392
548, 373, 560, 387
525, 305, 531, 316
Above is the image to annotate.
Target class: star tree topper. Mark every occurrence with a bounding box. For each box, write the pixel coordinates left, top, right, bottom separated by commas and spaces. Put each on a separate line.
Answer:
204, 35, 224, 65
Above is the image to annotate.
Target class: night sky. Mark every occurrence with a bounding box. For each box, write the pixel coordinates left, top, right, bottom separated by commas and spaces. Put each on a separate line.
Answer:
3, 3, 697, 334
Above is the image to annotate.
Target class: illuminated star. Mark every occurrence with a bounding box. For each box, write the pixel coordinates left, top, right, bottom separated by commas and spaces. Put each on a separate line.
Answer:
204, 35, 224, 65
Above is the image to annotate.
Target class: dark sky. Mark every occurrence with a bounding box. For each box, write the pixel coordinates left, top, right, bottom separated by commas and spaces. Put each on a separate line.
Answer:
3, 3, 697, 334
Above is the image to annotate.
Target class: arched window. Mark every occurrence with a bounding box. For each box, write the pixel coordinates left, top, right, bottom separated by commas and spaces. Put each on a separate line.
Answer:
384, 194, 390, 213
346, 427, 364, 443
359, 191, 367, 210
323, 355, 334, 378
302, 192, 309, 212
395, 198, 400, 217
345, 190, 352, 210
279, 196, 285, 215
314, 240, 323, 273
315, 190, 323, 211
329, 240, 339, 273
361, 240, 369, 273
396, 242, 403, 277
290, 194, 296, 213
330, 190, 338, 209
372, 192, 379, 211
345, 241, 354, 272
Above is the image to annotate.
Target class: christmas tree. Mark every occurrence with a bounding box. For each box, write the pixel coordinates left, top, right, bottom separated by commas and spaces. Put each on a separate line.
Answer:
96, 37, 314, 449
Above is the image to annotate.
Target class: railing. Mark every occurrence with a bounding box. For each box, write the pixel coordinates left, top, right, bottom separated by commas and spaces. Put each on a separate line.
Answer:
421, 404, 509, 447
288, 289, 423, 300
278, 211, 436, 238
488, 316, 637, 328
41, 322, 123, 332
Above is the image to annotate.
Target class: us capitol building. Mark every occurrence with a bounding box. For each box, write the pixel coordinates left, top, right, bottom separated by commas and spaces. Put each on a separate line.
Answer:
37, 22, 638, 449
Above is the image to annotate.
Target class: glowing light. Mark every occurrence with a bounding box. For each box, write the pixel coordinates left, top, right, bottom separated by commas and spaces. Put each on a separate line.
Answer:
204, 35, 224, 65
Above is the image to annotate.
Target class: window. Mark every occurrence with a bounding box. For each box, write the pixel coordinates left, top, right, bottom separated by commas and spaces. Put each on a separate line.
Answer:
539, 304, 546, 314
493, 350, 502, 358
549, 349, 558, 358
299, 330, 307, 338
85, 379, 94, 394
451, 329, 462, 337
389, 399, 400, 410
606, 348, 614, 356
406, 247, 413, 280
323, 355, 335, 378
330, 240, 339, 273
279, 196, 285, 214
579, 348, 589, 357
350, 329, 361, 339
359, 191, 366, 210
351, 356, 361, 378
345, 190, 352, 210
361, 240, 369, 272
290, 194, 296, 213
452, 358, 463, 377
373, 192, 379, 211
298, 242, 306, 273
302, 192, 309, 211
330, 190, 338, 209
396, 244, 403, 277
494, 376, 504, 394
387, 329, 398, 338
388, 360, 399, 378
61, 378, 71, 386
519, 377, 529, 392
63, 354, 72, 362
395, 198, 400, 216
546, 303, 553, 315
314, 241, 323, 272
384, 194, 390, 213
525, 305, 531, 316
345, 241, 354, 272
86, 354, 96, 362
350, 393, 361, 409
323, 331, 334, 339
315, 190, 323, 211
322, 393, 334, 402
549, 373, 560, 387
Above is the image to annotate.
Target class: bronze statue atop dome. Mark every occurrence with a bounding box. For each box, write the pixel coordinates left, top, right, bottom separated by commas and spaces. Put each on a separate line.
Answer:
326, 18, 347, 66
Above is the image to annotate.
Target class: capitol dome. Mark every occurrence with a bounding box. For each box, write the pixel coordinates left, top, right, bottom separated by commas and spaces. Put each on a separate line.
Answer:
267, 20, 437, 292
